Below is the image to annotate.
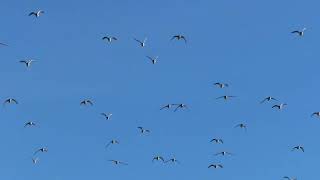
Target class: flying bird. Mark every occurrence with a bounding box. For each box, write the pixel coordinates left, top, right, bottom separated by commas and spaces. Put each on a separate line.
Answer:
80, 99, 93, 106
134, 37, 147, 47
34, 147, 48, 155
109, 160, 128, 165
260, 96, 277, 104
292, 146, 304, 152
29, 10, 44, 17
215, 151, 232, 156
24, 121, 36, 127
101, 113, 112, 120
19, 60, 36, 67
171, 35, 187, 43
138, 127, 150, 134
235, 123, 247, 131
283, 176, 297, 180
210, 138, 224, 144
165, 157, 180, 164
216, 95, 236, 100
311, 112, 320, 117
213, 82, 229, 89
102, 36, 117, 42
3, 98, 18, 105
152, 156, 165, 162
160, 104, 173, 110
106, 139, 119, 149
272, 103, 287, 110
146, 56, 158, 64
172, 104, 188, 112
32, 157, 39, 164
208, 164, 223, 169
291, 28, 306, 36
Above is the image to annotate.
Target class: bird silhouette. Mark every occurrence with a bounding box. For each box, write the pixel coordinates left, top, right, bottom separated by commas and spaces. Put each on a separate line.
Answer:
3, 98, 18, 106
134, 37, 147, 47
172, 104, 188, 112
171, 35, 187, 43
109, 160, 128, 165
102, 36, 117, 42
260, 96, 277, 104
24, 121, 36, 127
152, 156, 165, 162
283, 176, 297, 180
138, 127, 150, 134
292, 146, 304, 152
101, 113, 112, 120
213, 82, 229, 88
80, 99, 93, 106
291, 28, 306, 36
235, 123, 247, 131
216, 95, 236, 100
311, 112, 320, 117
106, 139, 119, 149
208, 164, 223, 169
215, 151, 232, 156
272, 103, 287, 110
20, 60, 36, 68
146, 56, 158, 64
34, 147, 48, 155
210, 138, 224, 144
29, 10, 44, 17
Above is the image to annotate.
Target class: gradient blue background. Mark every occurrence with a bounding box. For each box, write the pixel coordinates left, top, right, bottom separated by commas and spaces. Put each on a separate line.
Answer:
0, 0, 318, 179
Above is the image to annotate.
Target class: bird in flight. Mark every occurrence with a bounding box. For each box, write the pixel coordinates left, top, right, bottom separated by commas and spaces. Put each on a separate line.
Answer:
210, 138, 224, 144
20, 59, 36, 68
208, 164, 223, 169
29, 10, 44, 17
3, 98, 18, 106
292, 146, 304, 152
283, 176, 297, 180
215, 151, 232, 156
109, 160, 128, 165
101, 113, 112, 120
272, 103, 287, 110
165, 157, 180, 164
311, 112, 320, 117
216, 95, 236, 101
260, 96, 277, 104
172, 104, 188, 112
34, 147, 48, 155
134, 37, 147, 47
235, 123, 247, 131
138, 127, 150, 134
106, 139, 119, 149
152, 156, 165, 162
291, 28, 306, 36
102, 36, 117, 43
32, 157, 39, 164
213, 82, 229, 89
80, 99, 93, 106
160, 104, 173, 110
171, 35, 187, 43
146, 56, 158, 64
24, 121, 36, 127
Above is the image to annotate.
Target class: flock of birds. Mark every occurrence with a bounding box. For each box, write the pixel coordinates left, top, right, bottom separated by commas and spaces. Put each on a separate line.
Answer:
0, 8, 315, 180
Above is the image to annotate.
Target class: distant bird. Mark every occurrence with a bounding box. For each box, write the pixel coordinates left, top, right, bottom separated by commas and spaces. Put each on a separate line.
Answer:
80, 99, 93, 106
146, 56, 158, 64
160, 104, 173, 110
3, 98, 18, 105
152, 156, 165, 162
20, 59, 36, 67
101, 113, 112, 120
109, 160, 128, 165
34, 147, 48, 155
165, 157, 180, 164
106, 139, 119, 148
210, 138, 224, 144
0, 42, 8, 46
29, 10, 44, 17
215, 151, 232, 156
235, 123, 247, 131
311, 112, 320, 117
272, 103, 287, 110
292, 146, 304, 152
291, 28, 306, 36
172, 104, 188, 112
213, 82, 229, 89
102, 36, 117, 42
208, 164, 223, 169
171, 35, 187, 43
216, 95, 236, 100
283, 176, 297, 180
260, 96, 277, 104
138, 127, 150, 134
24, 121, 36, 127
32, 157, 39, 164
134, 37, 147, 47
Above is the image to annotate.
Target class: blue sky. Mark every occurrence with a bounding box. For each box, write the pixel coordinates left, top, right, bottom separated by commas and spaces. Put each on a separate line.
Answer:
0, 0, 319, 179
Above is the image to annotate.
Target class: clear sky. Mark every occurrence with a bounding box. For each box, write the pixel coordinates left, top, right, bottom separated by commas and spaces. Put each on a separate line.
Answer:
0, 0, 319, 180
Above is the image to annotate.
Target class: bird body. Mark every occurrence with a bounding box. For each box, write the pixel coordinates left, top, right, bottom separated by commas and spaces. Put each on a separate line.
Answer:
80, 99, 93, 106
152, 156, 165, 162
106, 139, 119, 148
292, 146, 304, 152
210, 138, 224, 144
102, 36, 117, 42
101, 113, 112, 120
291, 28, 306, 36
260, 96, 277, 104
29, 10, 44, 17
134, 38, 147, 47
208, 164, 223, 169
272, 103, 287, 110
20, 59, 36, 67
138, 127, 150, 134
24, 121, 36, 127
3, 98, 18, 105
146, 56, 158, 64
214, 82, 229, 88
171, 35, 187, 43
34, 147, 48, 155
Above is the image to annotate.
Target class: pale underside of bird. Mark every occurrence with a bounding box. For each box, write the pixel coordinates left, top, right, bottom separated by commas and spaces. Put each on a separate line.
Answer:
216, 95, 236, 100
29, 10, 44, 17
291, 28, 306, 36
20, 59, 36, 67
214, 82, 229, 88
171, 35, 187, 43
32, 157, 39, 164
146, 56, 158, 64
152, 156, 165, 162
208, 164, 223, 169
138, 127, 150, 134
215, 151, 232, 156
260, 96, 277, 104
101, 113, 112, 120
24, 121, 36, 127
106, 139, 119, 148
283, 176, 297, 180
272, 103, 287, 110
134, 37, 147, 47
311, 112, 320, 117
109, 160, 128, 165
34, 148, 48, 155
210, 138, 224, 144
292, 146, 304, 152
102, 36, 117, 42
80, 99, 93, 106
3, 98, 18, 105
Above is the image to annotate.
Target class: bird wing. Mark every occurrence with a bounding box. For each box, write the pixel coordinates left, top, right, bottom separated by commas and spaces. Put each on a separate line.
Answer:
28, 12, 36, 16
216, 96, 224, 99
291, 31, 300, 34
134, 38, 142, 44
112, 37, 117, 40
87, 100, 93, 105
0, 42, 8, 46
170, 36, 178, 40
260, 98, 267, 104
